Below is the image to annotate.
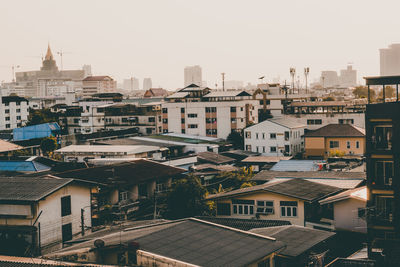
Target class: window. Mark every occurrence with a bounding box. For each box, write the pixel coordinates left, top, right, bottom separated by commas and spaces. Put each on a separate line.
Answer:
270, 133, 276, 139
205, 107, 217, 113
206, 118, 217, 123
5, 109, 9, 114
329, 141, 339, 148
181, 118, 185, 123
122, 117, 128, 123
270, 146, 277, 152
148, 117, 155, 122
245, 145, 252, 151
138, 183, 147, 197
162, 118, 168, 123
16, 102, 20, 106
5, 117, 9, 121
375, 196, 394, 222
162, 108, 168, 114
280, 201, 297, 217
62, 223, 72, 242
217, 203, 231, 216
231, 118, 237, 123
245, 131, 251, 139
230, 107, 236, 112
188, 113, 197, 118
188, 124, 198, 128
339, 119, 354, 124
358, 208, 365, 218
119, 191, 129, 202
156, 180, 167, 193
74, 118, 80, 123
206, 129, 217, 135
284, 131, 289, 141
4, 102, 9, 106
232, 199, 254, 215
5, 124, 10, 129
356, 141, 360, 149
307, 119, 322, 125
16, 109, 20, 113
256, 133, 259, 139
375, 161, 394, 185
285, 145, 290, 153
61, 196, 71, 217
262, 146, 265, 153
262, 133, 265, 139
347, 141, 351, 149
181, 108, 185, 113
372, 125, 392, 150
256, 201, 274, 214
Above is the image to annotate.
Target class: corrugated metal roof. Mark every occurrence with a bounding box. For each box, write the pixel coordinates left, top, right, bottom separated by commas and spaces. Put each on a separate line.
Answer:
270, 160, 322, 171
0, 161, 51, 172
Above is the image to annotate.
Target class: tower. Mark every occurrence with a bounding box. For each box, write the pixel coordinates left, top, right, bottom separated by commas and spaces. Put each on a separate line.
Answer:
40, 44, 58, 72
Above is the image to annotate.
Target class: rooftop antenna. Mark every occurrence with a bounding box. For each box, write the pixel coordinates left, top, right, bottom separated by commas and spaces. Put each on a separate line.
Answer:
221, 73, 225, 91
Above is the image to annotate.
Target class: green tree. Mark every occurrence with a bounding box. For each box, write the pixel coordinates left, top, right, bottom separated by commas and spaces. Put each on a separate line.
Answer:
40, 136, 57, 156
27, 109, 59, 126
164, 175, 208, 219
227, 131, 244, 149
378, 86, 395, 99
353, 86, 375, 99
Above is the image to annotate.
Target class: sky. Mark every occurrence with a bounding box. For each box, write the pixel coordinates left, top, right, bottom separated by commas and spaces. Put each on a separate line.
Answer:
1, 0, 400, 89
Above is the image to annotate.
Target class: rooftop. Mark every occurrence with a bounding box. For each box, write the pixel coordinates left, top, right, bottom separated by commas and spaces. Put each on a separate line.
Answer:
203, 90, 251, 98
197, 151, 235, 165
133, 218, 285, 267
82, 75, 113, 81
250, 225, 335, 257
196, 216, 290, 231
305, 124, 365, 138
0, 140, 23, 153
290, 101, 347, 107
55, 145, 160, 154
208, 178, 342, 202
242, 156, 292, 163
0, 160, 51, 173
320, 186, 367, 205
270, 160, 323, 172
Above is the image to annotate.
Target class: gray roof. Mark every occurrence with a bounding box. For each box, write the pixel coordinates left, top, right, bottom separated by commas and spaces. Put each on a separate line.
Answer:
197, 151, 236, 164
267, 117, 306, 129
250, 225, 335, 257
0, 176, 73, 202
203, 90, 251, 98
252, 170, 366, 182
196, 216, 291, 231
270, 160, 322, 171
208, 178, 342, 202
133, 218, 285, 267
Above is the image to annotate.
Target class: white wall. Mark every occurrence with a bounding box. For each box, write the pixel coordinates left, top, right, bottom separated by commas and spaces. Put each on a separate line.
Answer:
333, 198, 367, 233
285, 113, 365, 130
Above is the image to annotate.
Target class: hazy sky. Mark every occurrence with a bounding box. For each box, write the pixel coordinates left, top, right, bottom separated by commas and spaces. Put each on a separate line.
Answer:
1, 0, 400, 89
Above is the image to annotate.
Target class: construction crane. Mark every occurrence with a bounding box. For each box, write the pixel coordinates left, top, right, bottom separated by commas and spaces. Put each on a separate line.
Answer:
57, 50, 71, 71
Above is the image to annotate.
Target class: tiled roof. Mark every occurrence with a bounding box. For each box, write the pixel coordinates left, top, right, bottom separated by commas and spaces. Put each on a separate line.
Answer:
320, 186, 367, 205
252, 170, 366, 182
56, 159, 185, 185
83, 75, 112, 81
305, 124, 365, 137
133, 218, 285, 267
197, 151, 235, 165
0, 140, 22, 153
196, 216, 291, 231
0, 176, 73, 202
208, 178, 342, 202
242, 156, 292, 163
251, 225, 335, 257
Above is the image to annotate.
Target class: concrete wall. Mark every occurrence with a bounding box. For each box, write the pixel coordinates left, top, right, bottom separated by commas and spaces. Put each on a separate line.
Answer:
325, 137, 365, 156
333, 198, 367, 233
215, 191, 306, 226
285, 113, 365, 130
137, 250, 200, 267
305, 137, 325, 158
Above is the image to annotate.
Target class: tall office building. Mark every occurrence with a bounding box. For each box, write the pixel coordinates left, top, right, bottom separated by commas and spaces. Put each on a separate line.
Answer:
320, 71, 339, 88
380, 44, 400, 76
184, 65, 202, 87
340, 65, 357, 87
123, 77, 140, 91
143, 78, 152, 91
365, 75, 400, 265
82, 65, 92, 77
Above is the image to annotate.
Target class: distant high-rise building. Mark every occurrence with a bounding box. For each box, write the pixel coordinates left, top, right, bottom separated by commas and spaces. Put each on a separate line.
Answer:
123, 77, 139, 91
143, 78, 152, 91
340, 65, 357, 87
320, 71, 339, 88
184, 65, 202, 87
82, 65, 92, 77
380, 44, 400, 76
224, 80, 244, 90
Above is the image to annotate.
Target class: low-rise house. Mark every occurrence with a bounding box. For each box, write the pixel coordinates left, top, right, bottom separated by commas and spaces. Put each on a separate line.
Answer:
319, 186, 367, 233
143, 88, 168, 98
13, 122, 61, 141
55, 145, 164, 162
251, 225, 336, 267
197, 151, 236, 165
0, 176, 95, 256
207, 178, 342, 227
241, 156, 292, 172
304, 124, 365, 159
244, 117, 305, 157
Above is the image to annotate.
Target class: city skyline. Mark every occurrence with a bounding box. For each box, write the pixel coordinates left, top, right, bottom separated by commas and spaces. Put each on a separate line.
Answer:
2, 0, 400, 89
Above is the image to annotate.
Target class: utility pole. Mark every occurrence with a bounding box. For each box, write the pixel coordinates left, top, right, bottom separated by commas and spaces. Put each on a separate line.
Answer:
290, 68, 296, 94
304, 67, 310, 94
221, 73, 225, 91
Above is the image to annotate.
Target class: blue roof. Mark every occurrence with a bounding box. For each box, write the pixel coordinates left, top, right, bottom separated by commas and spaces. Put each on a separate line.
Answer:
0, 161, 51, 172
270, 160, 324, 172
13, 122, 60, 141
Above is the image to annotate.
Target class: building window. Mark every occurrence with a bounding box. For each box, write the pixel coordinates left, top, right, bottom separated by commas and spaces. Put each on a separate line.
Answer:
347, 141, 351, 149
339, 119, 354, 124
231, 118, 237, 123
138, 183, 147, 197
262, 146, 265, 153
181, 129, 185, 133
375, 196, 394, 222
148, 117, 155, 122
230, 107, 236, 112
188, 113, 197, 118
162, 108, 168, 114
262, 133, 265, 139
61, 196, 71, 217
206, 129, 217, 135
356, 141, 360, 149
284, 131, 289, 141
232, 199, 254, 215
245, 145, 252, 151
206, 118, 217, 123
5, 109, 9, 114
217, 203, 231, 216
5, 124, 10, 129
256, 201, 274, 215
181, 108, 185, 113
156, 180, 167, 193
16, 109, 21, 113
256, 133, 259, 139
188, 124, 198, 128
307, 119, 322, 125
280, 201, 297, 217
372, 125, 392, 150
119, 191, 129, 202
245, 131, 251, 139
375, 161, 394, 185
270, 146, 277, 152
4, 103, 9, 106
270, 133, 276, 139
162, 118, 168, 123
5, 117, 10, 121
329, 141, 339, 148
205, 107, 217, 113
62, 223, 72, 242
181, 118, 185, 123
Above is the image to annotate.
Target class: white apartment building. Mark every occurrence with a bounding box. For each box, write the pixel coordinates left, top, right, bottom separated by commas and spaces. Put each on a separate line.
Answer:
0, 96, 29, 130
162, 86, 260, 139
184, 65, 202, 87
244, 118, 305, 157
82, 76, 117, 97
